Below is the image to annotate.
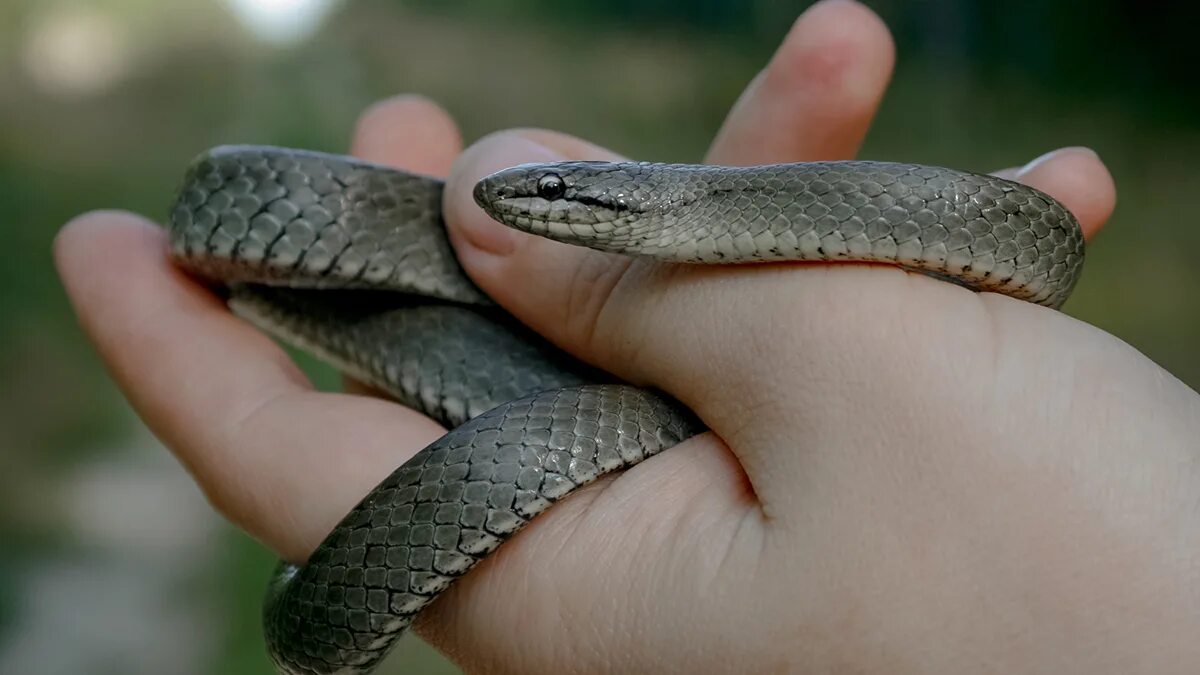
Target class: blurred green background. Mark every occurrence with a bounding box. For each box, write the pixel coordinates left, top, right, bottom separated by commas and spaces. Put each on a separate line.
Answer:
0, 0, 1195, 672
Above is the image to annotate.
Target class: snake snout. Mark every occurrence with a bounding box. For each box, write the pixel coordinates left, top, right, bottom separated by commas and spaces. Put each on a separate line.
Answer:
472, 177, 512, 229
472, 170, 525, 220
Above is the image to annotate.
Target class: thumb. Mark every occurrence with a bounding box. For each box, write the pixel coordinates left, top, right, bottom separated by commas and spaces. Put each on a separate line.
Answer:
444, 129, 654, 377
442, 129, 1068, 523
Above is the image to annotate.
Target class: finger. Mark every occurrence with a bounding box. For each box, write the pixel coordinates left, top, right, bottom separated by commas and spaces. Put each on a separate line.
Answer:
1000, 147, 1116, 241
350, 94, 462, 176
706, 0, 894, 165
55, 212, 444, 561
445, 129, 634, 359
445, 128, 820, 424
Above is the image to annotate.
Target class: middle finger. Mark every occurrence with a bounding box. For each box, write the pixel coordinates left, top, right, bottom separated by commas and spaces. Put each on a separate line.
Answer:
705, 0, 895, 166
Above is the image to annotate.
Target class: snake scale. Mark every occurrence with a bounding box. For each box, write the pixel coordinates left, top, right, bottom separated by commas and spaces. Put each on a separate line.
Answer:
167, 145, 1084, 674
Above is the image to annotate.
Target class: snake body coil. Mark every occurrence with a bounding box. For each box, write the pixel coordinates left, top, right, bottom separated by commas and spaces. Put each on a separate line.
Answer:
168, 146, 1083, 674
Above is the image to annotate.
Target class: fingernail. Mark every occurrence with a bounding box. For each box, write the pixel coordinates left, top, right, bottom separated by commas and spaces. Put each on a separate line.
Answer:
1017, 146, 1098, 178
455, 134, 565, 257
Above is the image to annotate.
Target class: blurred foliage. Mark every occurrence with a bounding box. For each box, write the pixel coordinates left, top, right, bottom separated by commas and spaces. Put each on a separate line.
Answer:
0, 0, 1195, 673
406, 0, 1198, 118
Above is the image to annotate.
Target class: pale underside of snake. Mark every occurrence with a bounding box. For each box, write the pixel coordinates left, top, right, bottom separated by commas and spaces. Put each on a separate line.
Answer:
166, 145, 1084, 674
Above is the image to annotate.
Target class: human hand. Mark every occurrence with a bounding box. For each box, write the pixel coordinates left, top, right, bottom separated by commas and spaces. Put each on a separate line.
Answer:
430, 6, 1199, 675
57, 0, 1195, 673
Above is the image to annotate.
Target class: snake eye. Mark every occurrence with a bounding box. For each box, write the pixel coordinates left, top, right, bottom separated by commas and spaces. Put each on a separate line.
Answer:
536, 173, 566, 201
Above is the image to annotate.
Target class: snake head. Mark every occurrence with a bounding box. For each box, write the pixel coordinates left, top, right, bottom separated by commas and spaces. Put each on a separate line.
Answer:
473, 161, 696, 250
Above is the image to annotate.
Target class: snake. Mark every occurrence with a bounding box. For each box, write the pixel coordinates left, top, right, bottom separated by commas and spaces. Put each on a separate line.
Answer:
166, 145, 1084, 674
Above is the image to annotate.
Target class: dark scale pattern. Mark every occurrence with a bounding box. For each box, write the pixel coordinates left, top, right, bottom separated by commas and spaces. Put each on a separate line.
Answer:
166, 148, 1087, 674
168, 146, 489, 306
263, 385, 701, 674
476, 160, 1085, 309
229, 287, 600, 428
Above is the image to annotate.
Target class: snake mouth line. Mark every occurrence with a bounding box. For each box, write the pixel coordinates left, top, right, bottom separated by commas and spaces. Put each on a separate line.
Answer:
475, 197, 560, 238
478, 195, 626, 241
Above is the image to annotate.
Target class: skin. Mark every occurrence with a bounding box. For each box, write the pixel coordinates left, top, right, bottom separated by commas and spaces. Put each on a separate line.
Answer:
54, 0, 1200, 672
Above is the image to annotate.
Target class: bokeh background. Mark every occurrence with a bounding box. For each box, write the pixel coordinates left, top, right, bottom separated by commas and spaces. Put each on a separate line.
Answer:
0, 0, 1195, 672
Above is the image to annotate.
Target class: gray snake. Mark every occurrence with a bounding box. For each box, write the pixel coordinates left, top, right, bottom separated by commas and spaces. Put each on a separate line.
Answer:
167, 145, 1084, 674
